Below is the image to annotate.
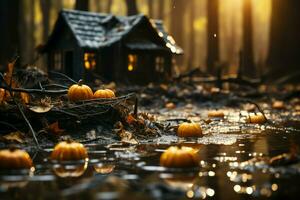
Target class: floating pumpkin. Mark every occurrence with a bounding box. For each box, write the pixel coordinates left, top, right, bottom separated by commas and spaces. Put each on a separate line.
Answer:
247, 113, 266, 124
177, 122, 202, 137
67, 80, 93, 102
53, 162, 88, 178
208, 110, 225, 118
93, 89, 115, 99
272, 101, 285, 109
160, 146, 200, 168
51, 140, 88, 161
0, 148, 33, 169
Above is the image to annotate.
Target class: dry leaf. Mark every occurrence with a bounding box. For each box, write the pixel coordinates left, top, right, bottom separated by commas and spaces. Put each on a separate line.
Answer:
0, 131, 25, 143
126, 114, 136, 124
29, 104, 53, 113
47, 121, 64, 135
20, 92, 30, 104
114, 122, 138, 144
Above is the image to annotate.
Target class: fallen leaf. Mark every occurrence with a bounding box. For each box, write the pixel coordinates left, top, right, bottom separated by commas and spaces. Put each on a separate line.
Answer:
114, 122, 138, 144
29, 104, 53, 113
126, 114, 136, 124
20, 92, 30, 104
0, 131, 25, 143
47, 121, 64, 135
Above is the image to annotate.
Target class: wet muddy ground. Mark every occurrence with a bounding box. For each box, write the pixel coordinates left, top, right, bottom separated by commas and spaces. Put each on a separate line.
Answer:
1, 100, 300, 200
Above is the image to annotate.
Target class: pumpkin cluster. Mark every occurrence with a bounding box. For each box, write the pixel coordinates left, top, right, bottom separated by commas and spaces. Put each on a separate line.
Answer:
0, 148, 33, 170
160, 146, 200, 168
67, 80, 115, 101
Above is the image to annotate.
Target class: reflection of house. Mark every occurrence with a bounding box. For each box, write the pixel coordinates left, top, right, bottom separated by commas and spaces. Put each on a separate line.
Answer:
41, 9, 183, 84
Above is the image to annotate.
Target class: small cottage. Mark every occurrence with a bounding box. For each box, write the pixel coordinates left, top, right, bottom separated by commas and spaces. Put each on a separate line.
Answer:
41, 9, 183, 84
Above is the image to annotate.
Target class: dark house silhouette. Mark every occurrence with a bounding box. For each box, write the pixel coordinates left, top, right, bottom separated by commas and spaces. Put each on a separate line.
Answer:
41, 9, 183, 84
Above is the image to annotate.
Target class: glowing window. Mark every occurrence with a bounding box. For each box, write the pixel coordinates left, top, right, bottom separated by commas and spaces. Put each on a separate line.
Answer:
155, 56, 165, 72
53, 52, 62, 70
84, 53, 96, 70
128, 54, 137, 72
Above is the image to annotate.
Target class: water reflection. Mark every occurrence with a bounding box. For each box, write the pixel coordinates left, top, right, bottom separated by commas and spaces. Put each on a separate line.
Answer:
0, 126, 300, 199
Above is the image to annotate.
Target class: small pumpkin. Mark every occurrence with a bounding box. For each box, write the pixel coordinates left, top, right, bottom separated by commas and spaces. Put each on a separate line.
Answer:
208, 110, 225, 118
53, 162, 88, 178
272, 101, 285, 109
93, 89, 115, 99
160, 146, 200, 168
177, 122, 202, 137
247, 113, 266, 124
51, 140, 88, 161
0, 148, 33, 169
67, 80, 93, 102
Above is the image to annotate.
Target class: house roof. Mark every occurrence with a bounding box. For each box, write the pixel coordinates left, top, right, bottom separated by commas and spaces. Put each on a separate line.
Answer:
43, 9, 183, 54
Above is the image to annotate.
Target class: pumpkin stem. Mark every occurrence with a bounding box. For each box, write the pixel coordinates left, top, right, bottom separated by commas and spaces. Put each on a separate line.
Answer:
8, 145, 18, 152
78, 79, 83, 86
66, 138, 73, 144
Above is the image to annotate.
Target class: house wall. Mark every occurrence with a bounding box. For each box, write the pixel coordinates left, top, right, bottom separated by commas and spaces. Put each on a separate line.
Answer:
46, 25, 83, 82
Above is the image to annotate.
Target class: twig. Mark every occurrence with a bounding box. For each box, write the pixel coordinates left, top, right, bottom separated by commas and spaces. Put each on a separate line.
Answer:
0, 121, 21, 133
133, 97, 138, 117
0, 70, 41, 149
49, 71, 77, 84
0, 84, 67, 95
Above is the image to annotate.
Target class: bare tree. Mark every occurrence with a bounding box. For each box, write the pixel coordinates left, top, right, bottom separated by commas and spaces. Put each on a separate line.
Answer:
40, 0, 51, 43
267, 0, 300, 80
0, 0, 20, 67
148, 0, 154, 17
188, 0, 195, 69
157, 0, 165, 19
75, 0, 89, 11
242, 0, 255, 77
105, 0, 113, 13
206, 0, 219, 75
125, 0, 138, 16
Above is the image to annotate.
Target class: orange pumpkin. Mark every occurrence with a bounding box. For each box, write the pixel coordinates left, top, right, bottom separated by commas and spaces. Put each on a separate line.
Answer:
0, 148, 33, 169
67, 80, 93, 102
93, 89, 115, 99
160, 146, 200, 168
272, 101, 285, 109
247, 113, 266, 124
208, 110, 225, 118
51, 140, 88, 161
177, 122, 202, 137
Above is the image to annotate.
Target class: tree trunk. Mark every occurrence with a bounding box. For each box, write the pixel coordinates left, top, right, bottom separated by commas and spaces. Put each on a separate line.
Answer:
267, 0, 300, 80
148, 0, 154, 17
188, 0, 195, 69
206, 0, 219, 75
125, 0, 138, 16
75, 0, 89, 11
0, 0, 20, 67
157, 0, 165, 19
105, 0, 112, 13
242, 0, 255, 77
40, 0, 51, 43
170, 0, 186, 67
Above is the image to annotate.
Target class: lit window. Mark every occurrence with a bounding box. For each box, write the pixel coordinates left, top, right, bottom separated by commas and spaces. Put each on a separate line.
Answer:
84, 53, 96, 70
53, 52, 62, 70
128, 54, 137, 72
155, 56, 165, 72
